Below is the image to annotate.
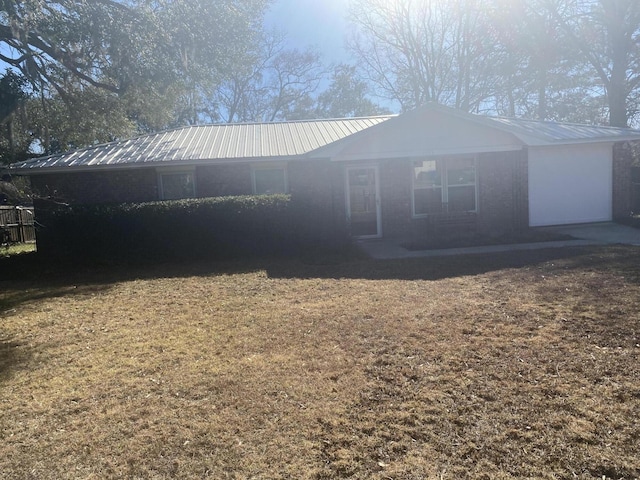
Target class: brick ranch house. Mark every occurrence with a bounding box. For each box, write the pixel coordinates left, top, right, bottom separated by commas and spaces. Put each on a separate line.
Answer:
8, 104, 640, 242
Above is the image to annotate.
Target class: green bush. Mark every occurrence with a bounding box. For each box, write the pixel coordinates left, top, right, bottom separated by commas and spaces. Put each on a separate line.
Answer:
34, 194, 342, 262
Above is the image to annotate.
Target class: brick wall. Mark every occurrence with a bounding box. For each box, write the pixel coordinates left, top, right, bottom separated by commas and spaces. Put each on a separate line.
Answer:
612, 141, 638, 219
375, 151, 528, 241
477, 149, 528, 233
289, 160, 334, 212
379, 159, 415, 239
30, 164, 256, 205
27, 151, 531, 242
30, 169, 158, 204
196, 164, 252, 197
288, 160, 348, 243
196, 161, 347, 242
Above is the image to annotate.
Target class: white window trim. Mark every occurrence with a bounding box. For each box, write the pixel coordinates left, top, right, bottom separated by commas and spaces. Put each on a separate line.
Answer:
251, 163, 288, 195
157, 167, 197, 200
411, 155, 478, 218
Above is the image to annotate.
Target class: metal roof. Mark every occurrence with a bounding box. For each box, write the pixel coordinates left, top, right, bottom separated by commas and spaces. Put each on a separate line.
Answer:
483, 116, 640, 145
8, 104, 640, 174
9, 116, 393, 172
413, 103, 640, 146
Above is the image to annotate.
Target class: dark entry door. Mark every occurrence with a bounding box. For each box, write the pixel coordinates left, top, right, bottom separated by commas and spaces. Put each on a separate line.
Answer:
346, 166, 381, 238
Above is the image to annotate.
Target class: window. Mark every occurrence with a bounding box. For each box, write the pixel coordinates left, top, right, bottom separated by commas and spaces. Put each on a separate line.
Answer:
158, 170, 196, 200
413, 156, 476, 216
252, 166, 287, 195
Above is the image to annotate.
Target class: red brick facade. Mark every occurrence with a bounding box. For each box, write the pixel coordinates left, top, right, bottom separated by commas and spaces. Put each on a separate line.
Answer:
196, 164, 252, 197
477, 149, 529, 233
375, 150, 528, 240
612, 141, 638, 220
27, 143, 632, 242
378, 159, 414, 239
289, 160, 348, 241
30, 169, 158, 204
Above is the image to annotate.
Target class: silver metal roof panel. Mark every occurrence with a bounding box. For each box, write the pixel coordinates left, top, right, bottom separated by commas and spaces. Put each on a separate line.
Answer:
9, 117, 392, 172
484, 117, 640, 144
10, 105, 640, 174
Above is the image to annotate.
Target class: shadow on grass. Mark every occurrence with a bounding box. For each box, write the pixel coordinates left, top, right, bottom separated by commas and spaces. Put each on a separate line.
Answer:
1, 246, 639, 381
268, 247, 587, 280
0, 336, 31, 384
1, 253, 115, 383
3, 245, 640, 284
2, 245, 640, 295
0, 251, 117, 312
267, 245, 640, 285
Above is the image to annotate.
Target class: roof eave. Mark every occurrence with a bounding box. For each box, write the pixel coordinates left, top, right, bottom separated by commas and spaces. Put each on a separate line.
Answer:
524, 136, 640, 148
8, 155, 305, 175
427, 104, 640, 145
330, 144, 524, 162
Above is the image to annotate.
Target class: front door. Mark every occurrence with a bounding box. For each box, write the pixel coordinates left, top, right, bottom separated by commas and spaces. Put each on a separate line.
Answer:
346, 166, 381, 238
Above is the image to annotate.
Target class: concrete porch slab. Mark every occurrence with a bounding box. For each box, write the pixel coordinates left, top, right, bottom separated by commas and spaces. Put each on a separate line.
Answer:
540, 222, 640, 246
356, 238, 597, 260
356, 222, 639, 260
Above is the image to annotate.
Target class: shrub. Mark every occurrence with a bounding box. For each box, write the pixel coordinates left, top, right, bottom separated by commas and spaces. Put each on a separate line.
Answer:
34, 194, 342, 263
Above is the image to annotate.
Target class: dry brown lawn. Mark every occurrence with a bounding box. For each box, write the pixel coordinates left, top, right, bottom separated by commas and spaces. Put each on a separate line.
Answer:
1, 246, 639, 479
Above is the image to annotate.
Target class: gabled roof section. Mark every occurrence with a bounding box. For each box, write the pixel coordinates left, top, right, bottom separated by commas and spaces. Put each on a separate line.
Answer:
309, 103, 640, 162
483, 116, 640, 145
9, 116, 393, 173
309, 104, 526, 161
424, 103, 640, 146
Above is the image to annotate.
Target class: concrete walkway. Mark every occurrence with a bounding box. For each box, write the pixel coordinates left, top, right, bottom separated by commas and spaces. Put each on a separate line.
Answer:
540, 222, 640, 246
357, 222, 640, 260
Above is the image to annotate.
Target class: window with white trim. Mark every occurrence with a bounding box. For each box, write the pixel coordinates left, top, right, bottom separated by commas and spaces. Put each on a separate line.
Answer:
158, 170, 196, 200
252, 166, 287, 195
412, 156, 476, 215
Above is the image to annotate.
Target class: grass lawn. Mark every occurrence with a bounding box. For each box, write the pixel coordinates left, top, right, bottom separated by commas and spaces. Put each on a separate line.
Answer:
1, 246, 639, 479
0, 242, 36, 258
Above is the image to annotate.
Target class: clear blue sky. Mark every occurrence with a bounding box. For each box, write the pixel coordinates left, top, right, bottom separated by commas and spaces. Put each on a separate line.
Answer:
264, 0, 350, 64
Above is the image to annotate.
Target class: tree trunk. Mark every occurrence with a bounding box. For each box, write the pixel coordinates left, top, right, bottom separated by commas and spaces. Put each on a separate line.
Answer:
537, 68, 547, 120
607, 34, 629, 127
604, 0, 630, 127
608, 84, 628, 127
7, 117, 15, 161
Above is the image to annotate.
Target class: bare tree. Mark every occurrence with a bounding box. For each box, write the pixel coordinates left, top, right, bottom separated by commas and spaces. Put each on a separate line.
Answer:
487, 0, 599, 122
315, 64, 388, 118
551, 0, 640, 127
210, 31, 327, 123
347, 0, 499, 112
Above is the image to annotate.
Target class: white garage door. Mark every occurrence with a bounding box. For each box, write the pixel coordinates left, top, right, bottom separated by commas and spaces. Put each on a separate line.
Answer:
528, 144, 612, 227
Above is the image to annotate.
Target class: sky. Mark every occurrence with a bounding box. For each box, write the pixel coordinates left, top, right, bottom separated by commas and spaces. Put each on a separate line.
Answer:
264, 0, 350, 65
1, 1, 352, 73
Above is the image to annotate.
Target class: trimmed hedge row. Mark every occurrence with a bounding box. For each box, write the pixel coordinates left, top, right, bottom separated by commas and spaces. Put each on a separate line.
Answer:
34, 195, 341, 262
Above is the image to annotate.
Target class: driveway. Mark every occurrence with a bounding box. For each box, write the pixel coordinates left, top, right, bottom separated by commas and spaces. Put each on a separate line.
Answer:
543, 222, 640, 246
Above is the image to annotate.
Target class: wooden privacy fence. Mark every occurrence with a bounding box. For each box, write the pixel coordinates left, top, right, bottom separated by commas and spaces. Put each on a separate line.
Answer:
633, 167, 640, 214
0, 206, 36, 244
